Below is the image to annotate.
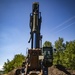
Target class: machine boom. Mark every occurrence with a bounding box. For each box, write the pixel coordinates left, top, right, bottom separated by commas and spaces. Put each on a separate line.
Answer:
29, 2, 42, 49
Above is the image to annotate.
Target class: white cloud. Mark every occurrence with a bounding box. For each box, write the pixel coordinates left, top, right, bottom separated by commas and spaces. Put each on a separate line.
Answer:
0, 65, 3, 70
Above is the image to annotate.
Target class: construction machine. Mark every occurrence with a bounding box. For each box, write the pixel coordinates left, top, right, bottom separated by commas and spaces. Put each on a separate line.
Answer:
27, 2, 42, 75
16, 2, 53, 75
24, 2, 53, 75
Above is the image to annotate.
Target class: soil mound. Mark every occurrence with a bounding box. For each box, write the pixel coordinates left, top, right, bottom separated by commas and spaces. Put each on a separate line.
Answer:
7, 67, 21, 75
8, 69, 16, 75
4, 65, 75, 75
48, 65, 71, 75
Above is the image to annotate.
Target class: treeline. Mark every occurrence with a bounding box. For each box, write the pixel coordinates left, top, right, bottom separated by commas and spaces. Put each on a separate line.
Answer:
3, 37, 75, 73
54, 37, 75, 69
44, 37, 75, 70
3, 54, 26, 73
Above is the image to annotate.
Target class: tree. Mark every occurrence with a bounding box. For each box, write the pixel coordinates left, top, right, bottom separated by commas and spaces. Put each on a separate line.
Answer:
43, 41, 52, 47
3, 54, 26, 73
13, 54, 25, 68
54, 37, 65, 65
64, 40, 75, 69
55, 37, 64, 49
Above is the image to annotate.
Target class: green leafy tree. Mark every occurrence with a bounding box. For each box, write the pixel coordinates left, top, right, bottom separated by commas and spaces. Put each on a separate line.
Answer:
54, 37, 65, 65
64, 40, 75, 69
3, 54, 26, 73
13, 54, 25, 68
43, 41, 52, 47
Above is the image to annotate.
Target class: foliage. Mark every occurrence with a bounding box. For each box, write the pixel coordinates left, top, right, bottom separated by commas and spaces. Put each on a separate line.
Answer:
64, 41, 75, 69
54, 37, 65, 64
3, 38, 75, 73
43, 41, 52, 47
3, 54, 26, 73
43, 38, 75, 70
54, 38, 75, 69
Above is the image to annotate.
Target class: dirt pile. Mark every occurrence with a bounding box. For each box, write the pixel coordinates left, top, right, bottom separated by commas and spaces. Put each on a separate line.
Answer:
4, 65, 75, 75
7, 67, 22, 75
48, 65, 75, 75
7, 69, 16, 75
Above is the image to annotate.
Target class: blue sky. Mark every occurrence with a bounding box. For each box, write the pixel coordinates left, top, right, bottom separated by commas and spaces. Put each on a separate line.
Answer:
0, 0, 75, 70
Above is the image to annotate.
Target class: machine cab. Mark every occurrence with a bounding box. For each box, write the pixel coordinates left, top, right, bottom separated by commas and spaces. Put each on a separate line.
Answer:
42, 47, 53, 67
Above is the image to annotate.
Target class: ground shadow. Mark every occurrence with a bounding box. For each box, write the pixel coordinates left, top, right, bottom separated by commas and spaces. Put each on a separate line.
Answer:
55, 65, 71, 75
